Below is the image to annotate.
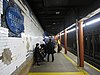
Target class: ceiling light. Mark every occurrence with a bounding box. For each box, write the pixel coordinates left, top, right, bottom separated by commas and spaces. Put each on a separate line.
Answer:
85, 17, 100, 26
53, 23, 56, 24
56, 11, 60, 14
67, 17, 100, 33
67, 23, 76, 30
61, 33, 64, 35
67, 28, 76, 33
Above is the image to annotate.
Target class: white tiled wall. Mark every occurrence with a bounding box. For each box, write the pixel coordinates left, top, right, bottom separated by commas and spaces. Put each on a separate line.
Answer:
0, 0, 3, 14
0, 0, 44, 75
0, 27, 8, 75
0, 27, 8, 56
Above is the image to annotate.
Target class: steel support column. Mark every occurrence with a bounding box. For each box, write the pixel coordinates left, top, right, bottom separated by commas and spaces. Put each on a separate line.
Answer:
64, 29, 67, 54
92, 32, 95, 57
60, 32, 62, 45
78, 20, 84, 67
76, 19, 80, 66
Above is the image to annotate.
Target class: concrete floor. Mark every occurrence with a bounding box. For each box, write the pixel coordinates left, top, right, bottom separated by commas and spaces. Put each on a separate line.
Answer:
67, 51, 100, 75
29, 53, 78, 72
28, 47, 100, 75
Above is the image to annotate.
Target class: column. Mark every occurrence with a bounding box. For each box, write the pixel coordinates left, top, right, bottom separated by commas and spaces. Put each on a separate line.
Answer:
78, 20, 84, 67
64, 29, 67, 54
60, 32, 61, 45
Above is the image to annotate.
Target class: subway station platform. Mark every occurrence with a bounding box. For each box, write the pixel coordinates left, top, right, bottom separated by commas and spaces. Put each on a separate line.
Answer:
0, 0, 100, 75
28, 48, 100, 75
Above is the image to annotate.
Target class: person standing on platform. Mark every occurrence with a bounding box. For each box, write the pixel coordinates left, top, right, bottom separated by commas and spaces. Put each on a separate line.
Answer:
34, 43, 40, 66
57, 39, 62, 53
47, 39, 55, 62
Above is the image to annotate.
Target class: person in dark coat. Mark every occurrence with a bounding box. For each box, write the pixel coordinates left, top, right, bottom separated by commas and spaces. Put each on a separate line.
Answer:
40, 44, 46, 61
34, 43, 40, 66
47, 39, 55, 62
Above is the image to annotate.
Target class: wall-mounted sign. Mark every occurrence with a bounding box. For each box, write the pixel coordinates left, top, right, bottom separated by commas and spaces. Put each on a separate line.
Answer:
6, 7, 24, 34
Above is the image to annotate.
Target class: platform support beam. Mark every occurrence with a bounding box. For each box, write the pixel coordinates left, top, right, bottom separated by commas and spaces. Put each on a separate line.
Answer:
60, 32, 62, 45
78, 20, 84, 67
64, 29, 67, 54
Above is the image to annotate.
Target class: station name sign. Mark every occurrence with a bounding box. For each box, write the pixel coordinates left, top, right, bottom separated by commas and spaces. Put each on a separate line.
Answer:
6, 6, 24, 34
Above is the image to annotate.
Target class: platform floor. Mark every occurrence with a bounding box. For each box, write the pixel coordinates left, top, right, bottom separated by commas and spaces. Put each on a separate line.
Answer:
29, 53, 78, 72
67, 51, 100, 75
28, 48, 100, 75
28, 53, 86, 75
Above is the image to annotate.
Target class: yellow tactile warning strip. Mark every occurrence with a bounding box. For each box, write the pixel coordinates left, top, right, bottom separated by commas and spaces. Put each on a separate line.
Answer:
63, 54, 89, 75
85, 61, 100, 72
28, 53, 89, 75
67, 51, 100, 72
28, 72, 84, 75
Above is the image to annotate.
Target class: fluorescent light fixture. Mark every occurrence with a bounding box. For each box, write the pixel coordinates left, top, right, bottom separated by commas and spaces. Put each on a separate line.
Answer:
59, 17, 100, 35
67, 28, 76, 33
85, 17, 100, 26
83, 8, 100, 21
56, 11, 60, 14
61, 30, 64, 33
67, 17, 100, 33
67, 23, 76, 30
53, 23, 56, 24
61, 33, 64, 35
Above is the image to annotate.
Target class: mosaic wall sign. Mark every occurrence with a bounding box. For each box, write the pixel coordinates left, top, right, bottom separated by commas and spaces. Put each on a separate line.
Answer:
1, 0, 24, 37
6, 7, 24, 34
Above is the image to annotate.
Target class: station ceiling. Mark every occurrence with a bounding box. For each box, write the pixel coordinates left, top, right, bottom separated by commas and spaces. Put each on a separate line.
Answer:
26, 0, 100, 35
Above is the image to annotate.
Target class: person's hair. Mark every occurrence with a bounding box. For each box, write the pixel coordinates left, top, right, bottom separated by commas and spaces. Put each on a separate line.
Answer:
36, 43, 39, 46
49, 38, 51, 42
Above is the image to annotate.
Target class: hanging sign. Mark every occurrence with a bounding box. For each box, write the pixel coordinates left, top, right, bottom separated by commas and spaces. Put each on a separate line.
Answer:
6, 7, 24, 34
